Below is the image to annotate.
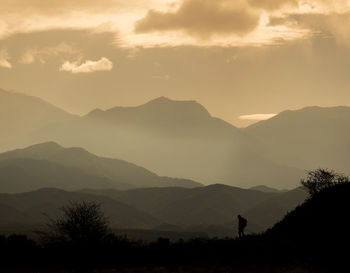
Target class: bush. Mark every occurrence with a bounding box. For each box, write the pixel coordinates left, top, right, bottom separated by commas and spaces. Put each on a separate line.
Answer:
39, 201, 109, 247
300, 168, 349, 196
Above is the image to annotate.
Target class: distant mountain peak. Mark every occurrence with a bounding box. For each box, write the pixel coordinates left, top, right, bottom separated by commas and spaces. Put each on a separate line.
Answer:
86, 96, 212, 121
144, 96, 201, 106
88, 108, 104, 115
141, 97, 212, 117
20, 142, 98, 159
145, 96, 199, 106
147, 96, 172, 104
250, 185, 281, 193
26, 141, 63, 151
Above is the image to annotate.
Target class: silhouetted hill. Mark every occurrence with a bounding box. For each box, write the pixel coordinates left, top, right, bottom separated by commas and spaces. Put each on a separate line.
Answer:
0, 188, 161, 233
0, 89, 75, 151
0, 184, 307, 238
82, 184, 307, 234
265, 183, 350, 266
0, 142, 202, 190
245, 106, 350, 173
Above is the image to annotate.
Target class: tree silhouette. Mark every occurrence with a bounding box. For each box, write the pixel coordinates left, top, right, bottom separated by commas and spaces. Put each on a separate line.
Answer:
39, 201, 109, 247
301, 168, 349, 196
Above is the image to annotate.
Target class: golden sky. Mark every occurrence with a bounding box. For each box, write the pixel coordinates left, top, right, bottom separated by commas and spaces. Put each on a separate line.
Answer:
1, 0, 350, 126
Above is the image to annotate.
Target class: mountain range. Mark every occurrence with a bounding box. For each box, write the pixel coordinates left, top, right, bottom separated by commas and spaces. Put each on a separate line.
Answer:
2, 88, 350, 189
0, 88, 314, 189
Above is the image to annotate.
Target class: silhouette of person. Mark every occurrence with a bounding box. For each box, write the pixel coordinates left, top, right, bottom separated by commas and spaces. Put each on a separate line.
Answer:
237, 214, 247, 238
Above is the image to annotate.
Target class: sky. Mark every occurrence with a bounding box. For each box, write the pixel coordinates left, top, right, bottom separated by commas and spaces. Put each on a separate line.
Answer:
1, 0, 350, 127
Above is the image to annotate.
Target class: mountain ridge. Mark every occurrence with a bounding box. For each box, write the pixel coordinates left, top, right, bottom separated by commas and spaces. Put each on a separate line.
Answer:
0, 142, 202, 191
81, 183, 307, 233
0, 187, 162, 230
86, 96, 212, 119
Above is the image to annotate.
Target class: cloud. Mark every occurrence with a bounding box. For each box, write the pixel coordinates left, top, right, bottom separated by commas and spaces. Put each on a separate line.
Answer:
2, 0, 349, 49
0, 0, 152, 15
239, 113, 277, 121
134, 0, 260, 39
60, 57, 113, 74
308, 0, 350, 12
271, 11, 350, 46
0, 0, 167, 42
247, 0, 298, 11
298, 13, 350, 45
19, 42, 78, 64
0, 49, 12, 68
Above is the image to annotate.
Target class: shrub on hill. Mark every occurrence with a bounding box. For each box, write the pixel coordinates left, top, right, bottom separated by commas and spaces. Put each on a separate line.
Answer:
300, 168, 349, 196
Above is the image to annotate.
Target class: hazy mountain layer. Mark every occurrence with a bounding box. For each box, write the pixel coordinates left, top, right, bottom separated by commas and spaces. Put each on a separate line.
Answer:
2, 91, 302, 188
3, 89, 350, 189
0, 158, 123, 193
245, 106, 350, 174
0, 142, 202, 191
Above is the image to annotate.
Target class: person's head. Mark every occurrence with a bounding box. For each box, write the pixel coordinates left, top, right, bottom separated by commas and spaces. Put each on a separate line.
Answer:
237, 214, 241, 219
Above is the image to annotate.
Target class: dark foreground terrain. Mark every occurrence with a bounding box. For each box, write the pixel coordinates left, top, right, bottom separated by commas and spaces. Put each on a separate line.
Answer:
0, 265, 329, 273
1, 182, 349, 273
